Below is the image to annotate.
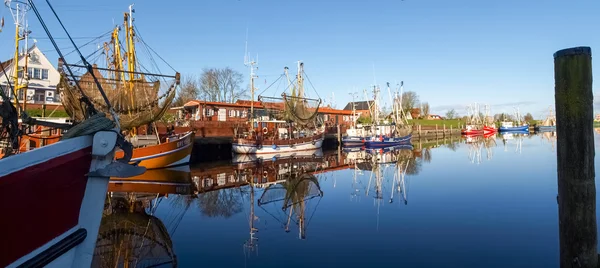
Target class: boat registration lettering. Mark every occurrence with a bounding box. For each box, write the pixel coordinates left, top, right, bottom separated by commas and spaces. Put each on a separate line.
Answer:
177, 137, 191, 148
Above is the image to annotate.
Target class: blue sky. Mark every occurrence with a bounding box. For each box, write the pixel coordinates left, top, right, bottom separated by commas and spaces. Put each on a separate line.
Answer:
1, 0, 599, 119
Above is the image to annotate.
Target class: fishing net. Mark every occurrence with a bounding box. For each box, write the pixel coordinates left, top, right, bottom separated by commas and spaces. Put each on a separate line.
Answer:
57, 63, 178, 130
258, 95, 321, 127
93, 197, 176, 267
258, 173, 323, 209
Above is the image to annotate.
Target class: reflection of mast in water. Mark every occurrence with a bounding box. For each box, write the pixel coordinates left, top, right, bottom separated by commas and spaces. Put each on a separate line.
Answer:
93, 192, 188, 267
483, 135, 496, 160
541, 131, 556, 152
93, 166, 194, 267
256, 157, 324, 240
466, 136, 483, 164
351, 162, 363, 202
391, 159, 410, 205
244, 180, 259, 257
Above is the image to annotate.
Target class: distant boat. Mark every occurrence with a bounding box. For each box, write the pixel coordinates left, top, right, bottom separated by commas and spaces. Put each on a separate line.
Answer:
364, 82, 413, 148
461, 125, 484, 135
534, 106, 557, 132
498, 107, 529, 132
498, 121, 529, 132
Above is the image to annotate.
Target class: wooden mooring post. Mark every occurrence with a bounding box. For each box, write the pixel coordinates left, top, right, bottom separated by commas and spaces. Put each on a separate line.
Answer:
554, 46, 596, 268
336, 124, 341, 146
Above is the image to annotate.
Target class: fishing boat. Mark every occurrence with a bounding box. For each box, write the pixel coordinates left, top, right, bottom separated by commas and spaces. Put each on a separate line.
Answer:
232, 62, 324, 154
341, 94, 367, 146
0, 1, 144, 267
483, 104, 497, 134
364, 82, 412, 148
534, 106, 557, 132
498, 107, 529, 132
461, 103, 485, 135
461, 125, 484, 135
57, 5, 194, 169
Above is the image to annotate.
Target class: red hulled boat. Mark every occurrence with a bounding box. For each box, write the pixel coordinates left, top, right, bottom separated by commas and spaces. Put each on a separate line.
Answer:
0, 117, 144, 268
0, 1, 144, 266
461, 125, 484, 135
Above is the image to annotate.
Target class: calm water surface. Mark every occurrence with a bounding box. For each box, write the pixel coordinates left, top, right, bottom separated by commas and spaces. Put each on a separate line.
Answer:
93, 132, 600, 268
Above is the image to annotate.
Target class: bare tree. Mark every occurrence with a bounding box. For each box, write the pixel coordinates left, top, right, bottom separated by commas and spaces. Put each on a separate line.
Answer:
524, 112, 534, 122
173, 74, 199, 107
422, 102, 430, 117
198, 67, 247, 103
196, 188, 243, 218
401, 91, 419, 113
445, 109, 456, 119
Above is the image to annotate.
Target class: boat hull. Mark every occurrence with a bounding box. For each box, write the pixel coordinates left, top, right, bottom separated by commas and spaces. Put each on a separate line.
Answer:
232, 134, 324, 154
342, 136, 365, 147
498, 125, 529, 132
115, 131, 195, 169
483, 126, 497, 134
461, 129, 484, 135
0, 133, 116, 268
108, 165, 193, 195
535, 125, 556, 132
364, 134, 412, 148
232, 148, 323, 164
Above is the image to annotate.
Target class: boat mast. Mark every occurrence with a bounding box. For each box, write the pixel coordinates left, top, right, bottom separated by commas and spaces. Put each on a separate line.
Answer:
125, 5, 136, 108
244, 34, 257, 127
6, 1, 30, 115
349, 91, 357, 129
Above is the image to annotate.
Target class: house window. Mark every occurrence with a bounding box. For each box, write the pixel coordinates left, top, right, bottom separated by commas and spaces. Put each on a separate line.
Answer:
33, 68, 41, 79
229, 110, 235, 117
27, 67, 32, 78
242, 110, 247, 118
41, 69, 48, 80
205, 108, 214, 117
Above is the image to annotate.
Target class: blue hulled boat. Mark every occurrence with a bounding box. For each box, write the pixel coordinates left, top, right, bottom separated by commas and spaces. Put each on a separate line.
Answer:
364, 134, 412, 148
498, 121, 529, 132
342, 136, 365, 147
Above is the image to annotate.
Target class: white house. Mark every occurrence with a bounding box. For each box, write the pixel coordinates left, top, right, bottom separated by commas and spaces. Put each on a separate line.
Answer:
0, 43, 61, 105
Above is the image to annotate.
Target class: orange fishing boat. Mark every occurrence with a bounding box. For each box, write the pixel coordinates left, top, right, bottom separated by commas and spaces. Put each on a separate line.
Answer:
57, 6, 193, 169
108, 164, 193, 194
114, 131, 194, 169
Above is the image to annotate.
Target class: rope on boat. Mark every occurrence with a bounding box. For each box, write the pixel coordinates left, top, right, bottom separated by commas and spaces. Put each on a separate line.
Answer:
61, 112, 115, 140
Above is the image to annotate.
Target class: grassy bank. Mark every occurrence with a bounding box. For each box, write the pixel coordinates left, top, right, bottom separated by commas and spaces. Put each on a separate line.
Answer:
25, 109, 69, 117
408, 119, 464, 128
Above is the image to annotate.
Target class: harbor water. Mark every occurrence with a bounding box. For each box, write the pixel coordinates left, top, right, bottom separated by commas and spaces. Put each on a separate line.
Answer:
92, 131, 600, 268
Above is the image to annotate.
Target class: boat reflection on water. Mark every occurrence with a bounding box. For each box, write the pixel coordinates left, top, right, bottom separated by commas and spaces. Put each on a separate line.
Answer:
501, 131, 528, 153
93, 166, 195, 267
540, 131, 556, 152
464, 134, 497, 164
237, 149, 327, 258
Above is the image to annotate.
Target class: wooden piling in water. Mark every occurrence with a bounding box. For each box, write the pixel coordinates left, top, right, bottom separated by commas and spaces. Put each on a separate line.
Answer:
443, 124, 446, 137
336, 124, 341, 146
554, 46, 596, 268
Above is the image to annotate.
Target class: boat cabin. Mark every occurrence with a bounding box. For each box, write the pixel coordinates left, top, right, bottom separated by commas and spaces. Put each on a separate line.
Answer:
500, 121, 514, 128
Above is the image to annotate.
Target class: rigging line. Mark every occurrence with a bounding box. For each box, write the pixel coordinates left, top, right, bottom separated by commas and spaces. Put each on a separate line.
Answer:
134, 25, 163, 76
257, 203, 287, 227
257, 74, 284, 97
134, 25, 177, 73
28, 0, 99, 115
302, 71, 321, 99
62, 29, 114, 58
304, 195, 322, 229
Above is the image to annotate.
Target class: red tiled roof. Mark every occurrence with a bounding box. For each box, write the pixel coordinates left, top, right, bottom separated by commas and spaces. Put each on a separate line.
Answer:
183, 99, 354, 115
